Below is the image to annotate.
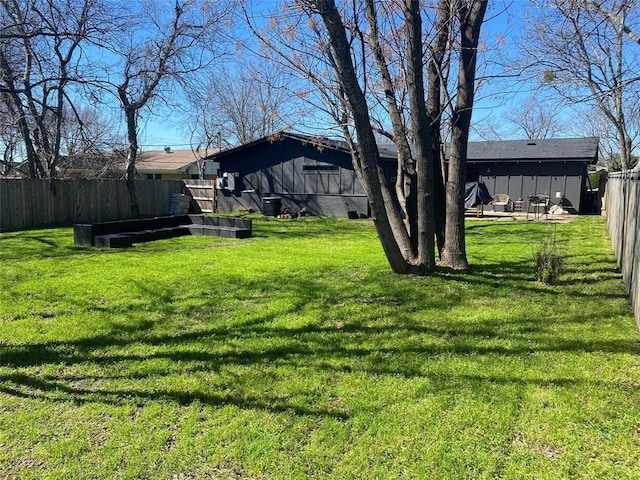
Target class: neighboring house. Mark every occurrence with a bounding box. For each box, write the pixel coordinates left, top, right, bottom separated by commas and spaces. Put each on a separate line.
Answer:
1, 160, 29, 178
56, 152, 124, 178
136, 147, 218, 180
208, 132, 599, 216
2, 153, 123, 179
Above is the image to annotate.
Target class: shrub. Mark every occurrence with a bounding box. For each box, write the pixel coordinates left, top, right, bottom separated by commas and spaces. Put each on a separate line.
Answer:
534, 225, 564, 284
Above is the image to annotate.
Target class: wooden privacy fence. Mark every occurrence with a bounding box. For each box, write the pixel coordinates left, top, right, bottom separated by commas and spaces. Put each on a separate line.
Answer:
0, 179, 216, 232
183, 179, 216, 213
606, 171, 640, 327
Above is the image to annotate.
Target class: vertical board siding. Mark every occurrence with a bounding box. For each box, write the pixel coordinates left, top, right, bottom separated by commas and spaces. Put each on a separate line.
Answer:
214, 136, 369, 216
606, 172, 640, 327
0, 179, 188, 231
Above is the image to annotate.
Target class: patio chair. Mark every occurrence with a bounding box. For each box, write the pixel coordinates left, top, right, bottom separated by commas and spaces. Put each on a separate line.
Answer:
527, 195, 550, 219
492, 193, 512, 212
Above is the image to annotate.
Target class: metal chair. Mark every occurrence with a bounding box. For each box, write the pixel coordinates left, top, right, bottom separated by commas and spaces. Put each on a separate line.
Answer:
527, 195, 550, 219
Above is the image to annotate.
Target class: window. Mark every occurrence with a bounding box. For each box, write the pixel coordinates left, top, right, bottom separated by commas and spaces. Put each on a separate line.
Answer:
146, 174, 162, 180
303, 163, 339, 173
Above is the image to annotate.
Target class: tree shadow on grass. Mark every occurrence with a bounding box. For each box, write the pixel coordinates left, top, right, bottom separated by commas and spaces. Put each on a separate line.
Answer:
441, 251, 631, 301
3, 316, 638, 418
0, 371, 351, 419
1, 221, 638, 420
0, 228, 97, 261
2, 291, 638, 417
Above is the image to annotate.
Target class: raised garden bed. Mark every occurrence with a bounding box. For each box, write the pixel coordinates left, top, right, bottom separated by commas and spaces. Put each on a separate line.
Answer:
74, 215, 252, 248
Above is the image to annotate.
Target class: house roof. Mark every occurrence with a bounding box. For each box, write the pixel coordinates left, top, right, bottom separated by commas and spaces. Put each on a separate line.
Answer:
57, 152, 124, 173
136, 149, 199, 173
466, 137, 599, 162
207, 132, 399, 162
207, 131, 599, 165
380, 137, 599, 163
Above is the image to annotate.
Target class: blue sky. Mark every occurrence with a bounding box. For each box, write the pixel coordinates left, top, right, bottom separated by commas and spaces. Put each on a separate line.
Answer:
138, 0, 557, 149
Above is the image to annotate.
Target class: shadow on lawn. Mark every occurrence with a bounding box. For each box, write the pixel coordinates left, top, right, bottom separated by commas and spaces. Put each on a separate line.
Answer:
0, 228, 96, 261
3, 315, 638, 418
1, 229, 637, 418
2, 270, 637, 418
441, 259, 629, 300
0, 371, 350, 419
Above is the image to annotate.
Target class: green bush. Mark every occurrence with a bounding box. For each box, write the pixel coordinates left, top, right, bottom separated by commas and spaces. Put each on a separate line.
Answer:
588, 169, 606, 189
534, 225, 564, 284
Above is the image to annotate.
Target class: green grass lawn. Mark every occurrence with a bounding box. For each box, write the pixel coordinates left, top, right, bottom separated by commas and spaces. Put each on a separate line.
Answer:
1, 215, 639, 479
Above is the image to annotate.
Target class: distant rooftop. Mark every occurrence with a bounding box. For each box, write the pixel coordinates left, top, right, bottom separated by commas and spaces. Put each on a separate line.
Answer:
137, 148, 199, 173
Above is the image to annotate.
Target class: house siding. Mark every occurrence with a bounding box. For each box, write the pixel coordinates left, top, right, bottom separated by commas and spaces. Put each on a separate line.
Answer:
216, 136, 368, 217
211, 134, 597, 217
475, 160, 589, 213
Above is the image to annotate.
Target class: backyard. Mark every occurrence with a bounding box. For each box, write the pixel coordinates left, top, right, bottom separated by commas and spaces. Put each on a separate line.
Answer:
0, 215, 639, 479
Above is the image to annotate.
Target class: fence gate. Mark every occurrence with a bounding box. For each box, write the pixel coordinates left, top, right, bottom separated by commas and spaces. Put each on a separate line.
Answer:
183, 179, 216, 213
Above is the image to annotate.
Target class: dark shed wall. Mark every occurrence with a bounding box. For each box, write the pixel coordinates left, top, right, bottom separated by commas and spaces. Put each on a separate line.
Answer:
475, 160, 588, 213
214, 135, 596, 217
216, 137, 368, 216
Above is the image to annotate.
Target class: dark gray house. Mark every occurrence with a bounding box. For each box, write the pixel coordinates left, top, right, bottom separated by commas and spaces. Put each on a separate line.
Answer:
209, 132, 393, 217
208, 132, 599, 216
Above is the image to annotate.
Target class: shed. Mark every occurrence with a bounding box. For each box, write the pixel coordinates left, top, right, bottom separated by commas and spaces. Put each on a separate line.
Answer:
466, 137, 599, 214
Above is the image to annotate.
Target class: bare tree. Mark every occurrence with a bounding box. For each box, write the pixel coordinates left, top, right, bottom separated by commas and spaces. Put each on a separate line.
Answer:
102, 0, 228, 216
524, 0, 640, 170
187, 60, 294, 149
576, 107, 639, 170
243, 0, 487, 273
586, 0, 640, 45
503, 96, 568, 139
58, 107, 117, 158
0, 0, 105, 179
53, 106, 125, 178
0, 97, 19, 172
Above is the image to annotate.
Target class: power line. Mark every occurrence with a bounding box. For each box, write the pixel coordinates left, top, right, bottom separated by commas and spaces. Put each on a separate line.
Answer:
137, 143, 194, 147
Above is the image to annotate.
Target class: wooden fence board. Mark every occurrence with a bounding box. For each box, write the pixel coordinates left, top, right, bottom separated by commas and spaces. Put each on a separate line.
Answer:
183, 180, 216, 213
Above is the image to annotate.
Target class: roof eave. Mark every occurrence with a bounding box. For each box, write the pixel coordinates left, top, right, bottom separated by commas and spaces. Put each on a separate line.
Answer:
207, 131, 354, 162
468, 157, 596, 163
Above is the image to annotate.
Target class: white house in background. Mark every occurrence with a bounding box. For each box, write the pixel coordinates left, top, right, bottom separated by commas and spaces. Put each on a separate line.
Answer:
136, 147, 219, 180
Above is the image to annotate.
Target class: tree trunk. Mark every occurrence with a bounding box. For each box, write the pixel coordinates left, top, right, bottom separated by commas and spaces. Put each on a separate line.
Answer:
441, 0, 487, 270
364, 0, 421, 258
442, 129, 468, 269
315, 0, 425, 274
404, 0, 436, 273
427, 0, 452, 257
616, 124, 633, 171
122, 103, 140, 217
0, 51, 46, 178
